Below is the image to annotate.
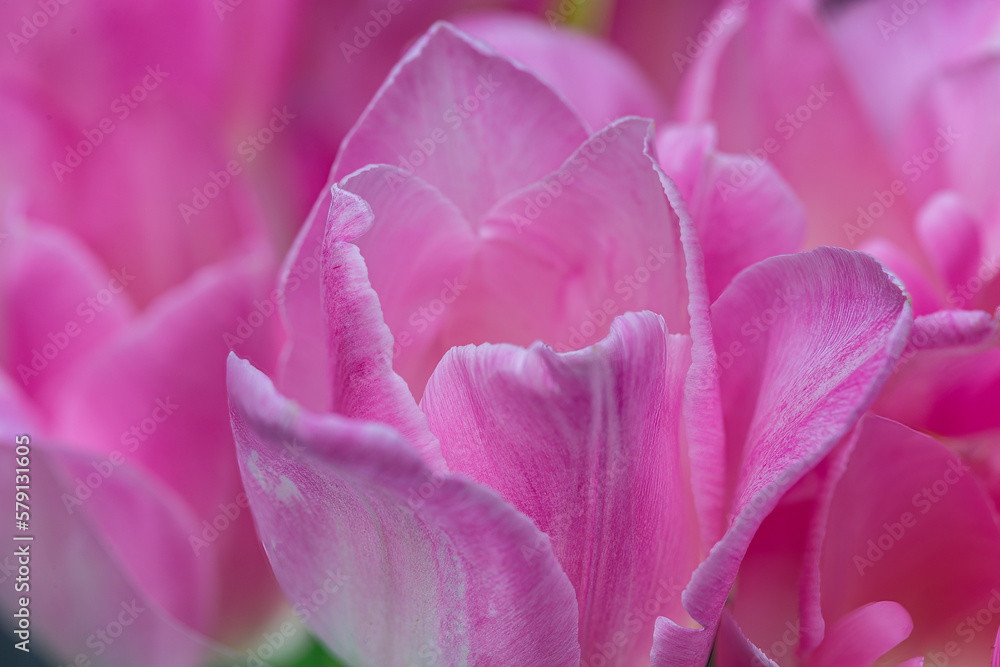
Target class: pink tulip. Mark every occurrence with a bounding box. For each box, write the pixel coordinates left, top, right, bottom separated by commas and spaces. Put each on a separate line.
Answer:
722, 415, 1000, 666
228, 23, 914, 665
670, 2, 1000, 663
0, 1, 297, 661
673, 0, 1000, 254
0, 219, 283, 665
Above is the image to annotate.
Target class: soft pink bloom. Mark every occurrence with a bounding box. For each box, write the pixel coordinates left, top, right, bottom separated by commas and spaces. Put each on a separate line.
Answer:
228, 23, 915, 665
674, 0, 1000, 253
0, 0, 297, 661
0, 220, 283, 665
672, 2, 1000, 663
0, 0, 300, 302
724, 414, 1000, 666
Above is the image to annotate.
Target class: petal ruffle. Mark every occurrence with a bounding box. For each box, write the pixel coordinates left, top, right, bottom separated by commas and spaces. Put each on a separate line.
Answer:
422, 312, 700, 664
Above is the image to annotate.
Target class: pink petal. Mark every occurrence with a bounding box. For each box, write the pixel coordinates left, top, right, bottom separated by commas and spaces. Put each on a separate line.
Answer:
859, 238, 942, 315
902, 56, 1000, 246
0, 0, 227, 123
604, 0, 719, 106
727, 482, 820, 664
454, 12, 665, 130
0, 440, 229, 667
332, 22, 589, 220
0, 90, 270, 305
677, 0, 917, 253
713, 611, 780, 667
275, 187, 332, 412
876, 325, 1000, 437
807, 601, 913, 667
915, 192, 984, 300
226, 354, 581, 666
340, 166, 476, 396
473, 118, 690, 347
422, 312, 699, 664
657, 122, 807, 301
823, 0, 1000, 147
653, 247, 912, 665
0, 222, 134, 410
804, 415, 1000, 664
49, 253, 283, 638
319, 186, 446, 470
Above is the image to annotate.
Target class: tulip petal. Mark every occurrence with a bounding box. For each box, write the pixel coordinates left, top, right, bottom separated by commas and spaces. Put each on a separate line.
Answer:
0, 437, 229, 667
677, 0, 916, 252
333, 22, 589, 221
454, 12, 665, 130
0, 90, 269, 305
803, 415, 1000, 664
915, 192, 984, 299
422, 312, 699, 664
227, 354, 581, 666
713, 611, 780, 667
276, 187, 332, 411
808, 601, 913, 667
652, 247, 912, 665
604, 0, 718, 106
876, 327, 1000, 437
902, 56, 1000, 242
822, 0, 1000, 146
48, 253, 282, 638
339, 165, 476, 396
0, 222, 134, 410
319, 186, 446, 470
657, 122, 807, 301
859, 238, 942, 315
474, 117, 690, 346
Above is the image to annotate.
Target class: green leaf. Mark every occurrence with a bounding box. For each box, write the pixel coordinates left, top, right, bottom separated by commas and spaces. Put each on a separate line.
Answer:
277, 635, 350, 667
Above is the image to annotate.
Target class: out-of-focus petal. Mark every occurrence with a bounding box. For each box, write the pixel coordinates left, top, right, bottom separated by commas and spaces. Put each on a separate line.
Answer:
48, 252, 282, 639
677, 0, 916, 252
808, 601, 913, 667
902, 56, 1000, 244
822, 0, 1000, 147
422, 312, 699, 664
0, 222, 133, 411
876, 331, 1000, 438
0, 90, 270, 304
915, 192, 984, 298
227, 354, 581, 666
657, 122, 806, 301
455, 12, 665, 129
803, 415, 1000, 664
652, 247, 912, 665
859, 238, 942, 315
0, 440, 232, 667
604, 0, 720, 106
